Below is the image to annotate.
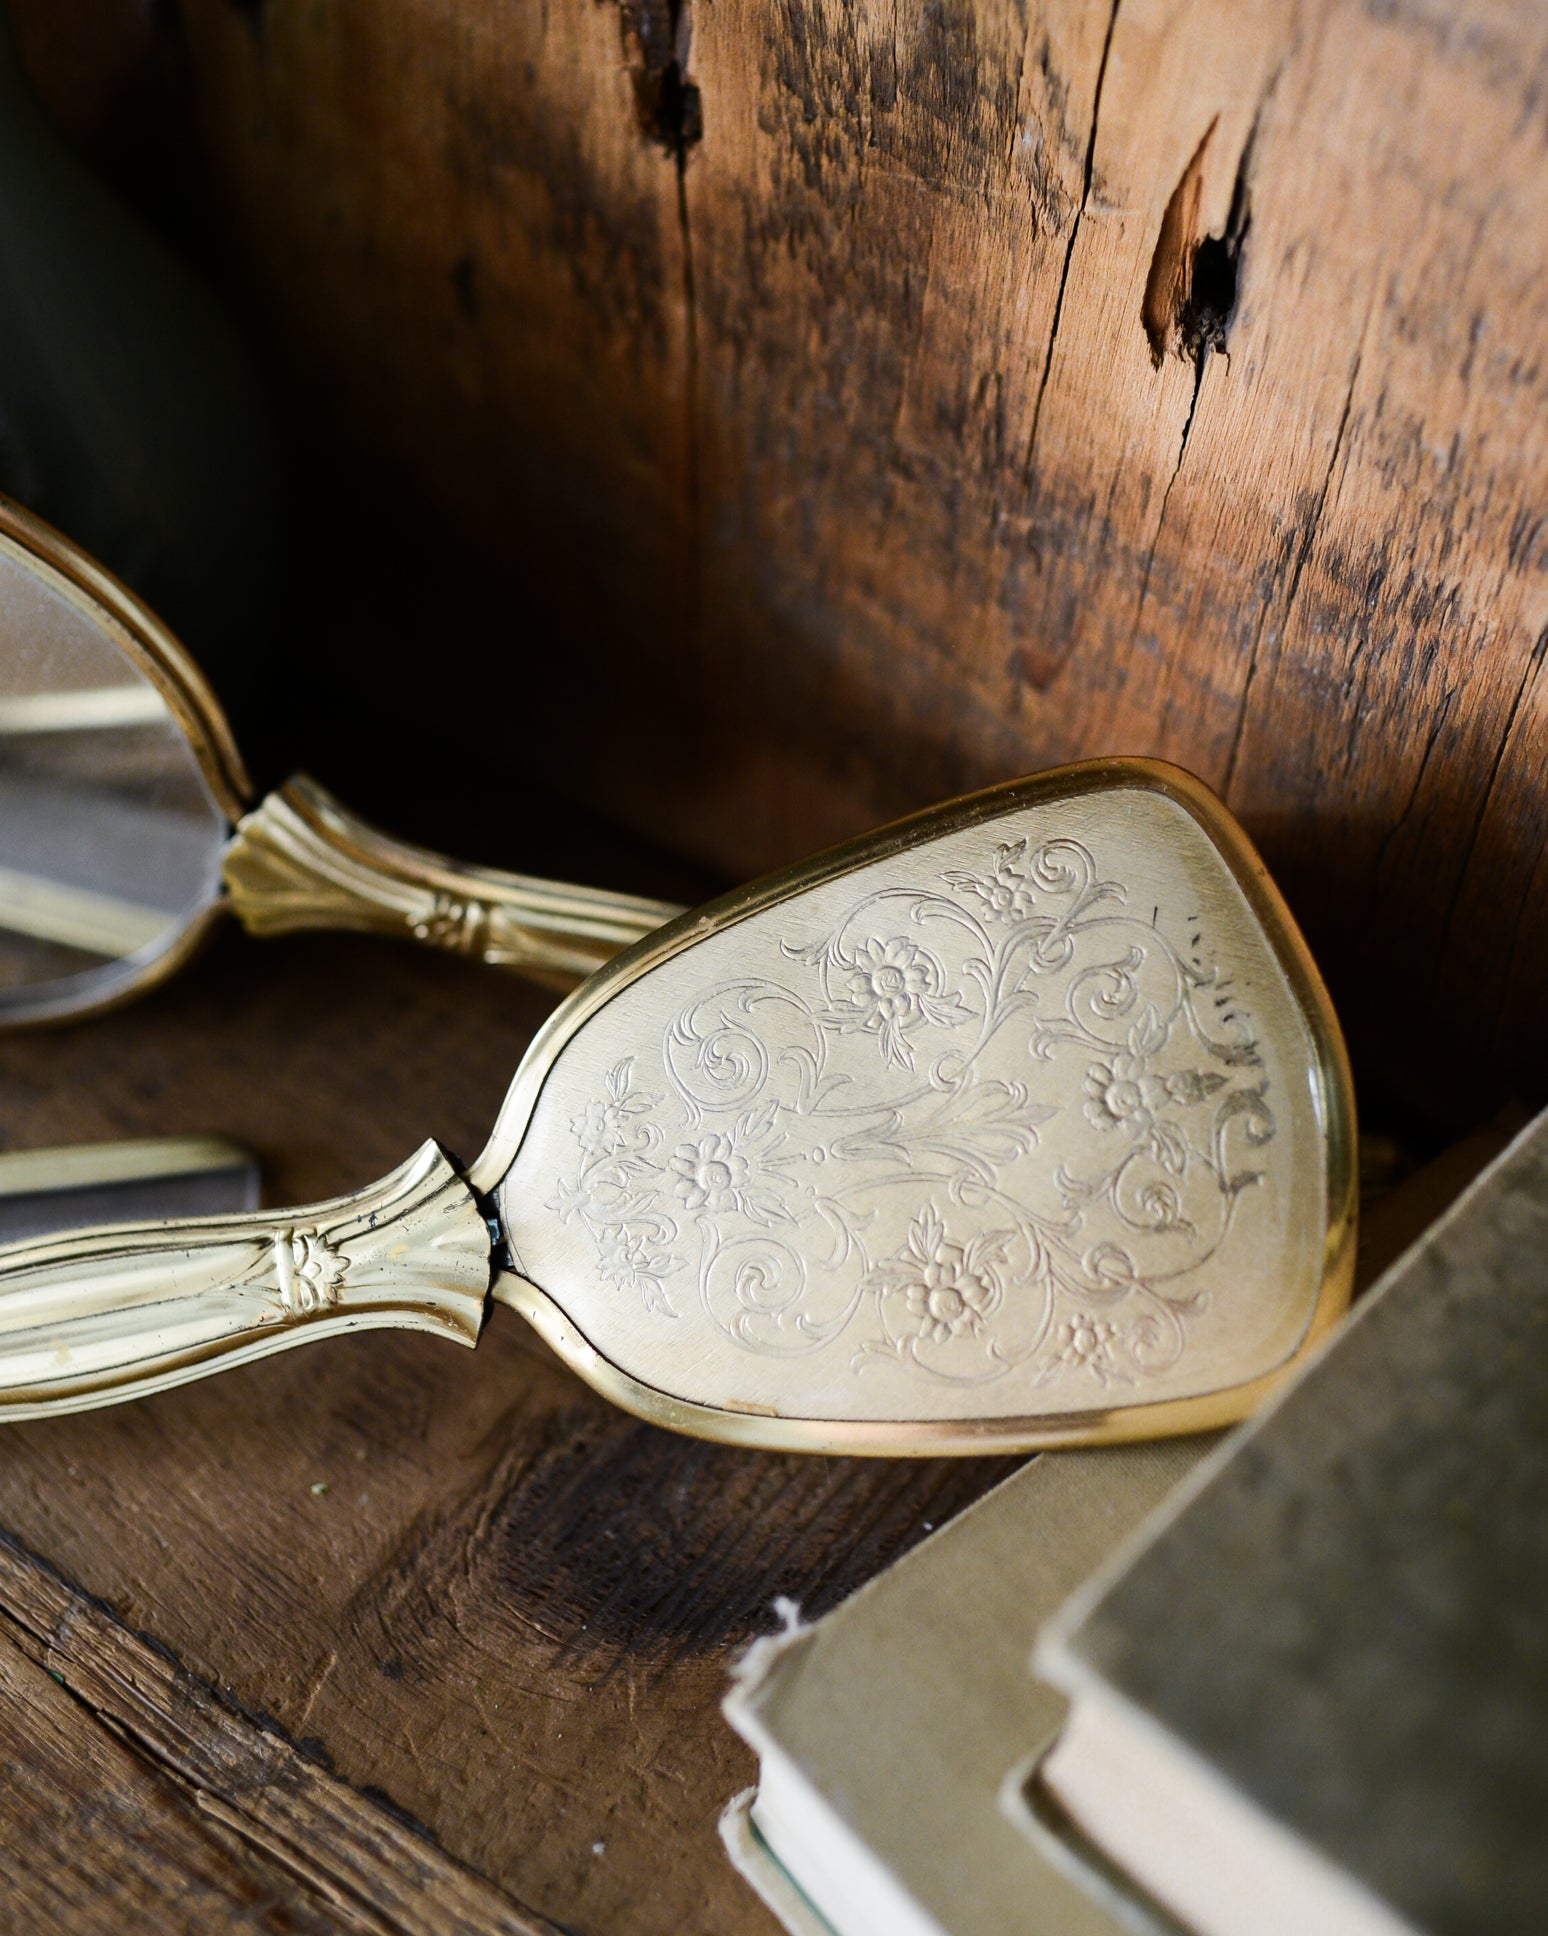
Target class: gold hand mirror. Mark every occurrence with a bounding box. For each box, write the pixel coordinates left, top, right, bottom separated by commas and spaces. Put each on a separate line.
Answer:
0, 761, 1355, 1451
0, 495, 682, 1025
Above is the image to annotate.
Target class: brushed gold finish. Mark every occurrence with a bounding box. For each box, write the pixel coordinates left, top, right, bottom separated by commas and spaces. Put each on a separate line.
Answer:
0, 1142, 488, 1418
486, 761, 1356, 1452
224, 775, 686, 992
0, 762, 1356, 1452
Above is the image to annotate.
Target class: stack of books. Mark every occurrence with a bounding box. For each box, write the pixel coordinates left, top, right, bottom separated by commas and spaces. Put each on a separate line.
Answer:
723, 1111, 1548, 1936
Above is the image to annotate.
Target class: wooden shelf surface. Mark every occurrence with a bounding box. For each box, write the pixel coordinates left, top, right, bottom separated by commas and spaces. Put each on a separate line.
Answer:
0, 929, 1013, 1934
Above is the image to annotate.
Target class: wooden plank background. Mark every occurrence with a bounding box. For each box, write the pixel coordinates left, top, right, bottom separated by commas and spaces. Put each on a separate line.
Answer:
17, 0, 1544, 1128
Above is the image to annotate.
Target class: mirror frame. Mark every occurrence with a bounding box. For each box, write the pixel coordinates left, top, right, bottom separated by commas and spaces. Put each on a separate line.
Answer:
0, 497, 252, 1025
479, 760, 1359, 1454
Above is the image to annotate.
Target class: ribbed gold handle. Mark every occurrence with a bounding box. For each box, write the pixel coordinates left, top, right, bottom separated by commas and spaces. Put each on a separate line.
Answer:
222, 774, 686, 991
0, 1142, 491, 1419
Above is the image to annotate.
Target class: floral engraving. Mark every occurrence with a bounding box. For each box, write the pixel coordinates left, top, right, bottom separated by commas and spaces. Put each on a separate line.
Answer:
823, 935, 972, 1069
550, 827, 1279, 1391
864, 1205, 1009, 1352
267, 1228, 348, 1318
668, 1106, 794, 1225
944, 836, 1045, 923
1055, 1312, 1124, 1379
1080, 1007, 1228, 1176
671, 1134, 747, 1212
411, 891, 489, 956
548, 1057, 684, 1316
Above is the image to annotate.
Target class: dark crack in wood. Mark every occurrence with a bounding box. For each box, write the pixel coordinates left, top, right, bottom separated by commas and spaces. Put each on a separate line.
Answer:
619, 0, 703, 153
1021, 0, 1122, 489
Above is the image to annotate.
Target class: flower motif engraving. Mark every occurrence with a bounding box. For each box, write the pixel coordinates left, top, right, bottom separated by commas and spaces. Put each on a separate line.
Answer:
908, 1266, 986, 1343
270, 1228, 347, 1318
671, 1133, 748, 1212
822, 935, 971, 1070
1080, 1007, 1229, 1176
867, 1205, 1006, 1346
670, 1105, 796, 1228
1085, 1059, 1230, 1139
594, 1225, 682, 1313
1083, 1056, 1173, 1136
943, 837, 1041, 922
548, 1057, 686, 1316
573, 1077, 655, 1156
1052, 1311, 1123, 1382
553, 825, 1281, 1386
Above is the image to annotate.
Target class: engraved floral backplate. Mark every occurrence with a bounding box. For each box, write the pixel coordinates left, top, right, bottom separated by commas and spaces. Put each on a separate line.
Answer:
488, 766, 1354, 1447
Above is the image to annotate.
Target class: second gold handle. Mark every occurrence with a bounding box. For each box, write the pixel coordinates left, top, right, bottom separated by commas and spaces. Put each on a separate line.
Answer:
223, 774, 686, 990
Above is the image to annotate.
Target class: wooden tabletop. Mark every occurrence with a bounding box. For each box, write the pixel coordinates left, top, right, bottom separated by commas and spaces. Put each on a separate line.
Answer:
0, 927, 1014, 1935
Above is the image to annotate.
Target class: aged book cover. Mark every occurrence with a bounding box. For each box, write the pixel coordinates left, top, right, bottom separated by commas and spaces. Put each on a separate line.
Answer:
1035, 1110, 1548, 1936
721, 1442, 1210, 1936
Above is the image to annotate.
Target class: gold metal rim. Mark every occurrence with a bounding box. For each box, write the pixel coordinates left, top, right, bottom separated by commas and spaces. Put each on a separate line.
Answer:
0, 494, 254, 1026
482, 759, 1358, 1452
0, 494, 252, 818
495, 1268, 1349, 1456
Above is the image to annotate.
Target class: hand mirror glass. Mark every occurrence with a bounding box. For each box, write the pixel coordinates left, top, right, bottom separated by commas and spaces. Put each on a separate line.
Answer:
0, 496, 682, 1024
0, 762, 1356, 1452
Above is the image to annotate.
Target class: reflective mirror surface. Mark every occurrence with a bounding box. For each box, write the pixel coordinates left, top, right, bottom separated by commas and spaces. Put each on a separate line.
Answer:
0, 529, 228, 1022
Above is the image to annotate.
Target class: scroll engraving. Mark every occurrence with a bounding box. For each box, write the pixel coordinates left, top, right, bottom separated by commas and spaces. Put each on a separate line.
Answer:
548, 832, 1276, 1393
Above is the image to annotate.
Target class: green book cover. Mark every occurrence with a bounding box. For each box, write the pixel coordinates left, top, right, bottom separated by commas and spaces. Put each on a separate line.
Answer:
1037, 1109, 1548, 1936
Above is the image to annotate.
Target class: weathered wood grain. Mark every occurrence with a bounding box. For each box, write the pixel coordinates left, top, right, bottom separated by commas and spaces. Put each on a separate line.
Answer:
50, 0, 1535, 1129
175, 0, 701, 745
11, 0, 1548, 1130
680, 0, 1548, 1131
0, 930, 1015, 1934
9, 11, 1539, 1921
0, 1534, 559, 1936
0, 1616, 348, 1936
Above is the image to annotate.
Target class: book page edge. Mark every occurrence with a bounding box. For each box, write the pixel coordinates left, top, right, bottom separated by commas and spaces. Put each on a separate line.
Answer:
1034, 1691, 1422, 1936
